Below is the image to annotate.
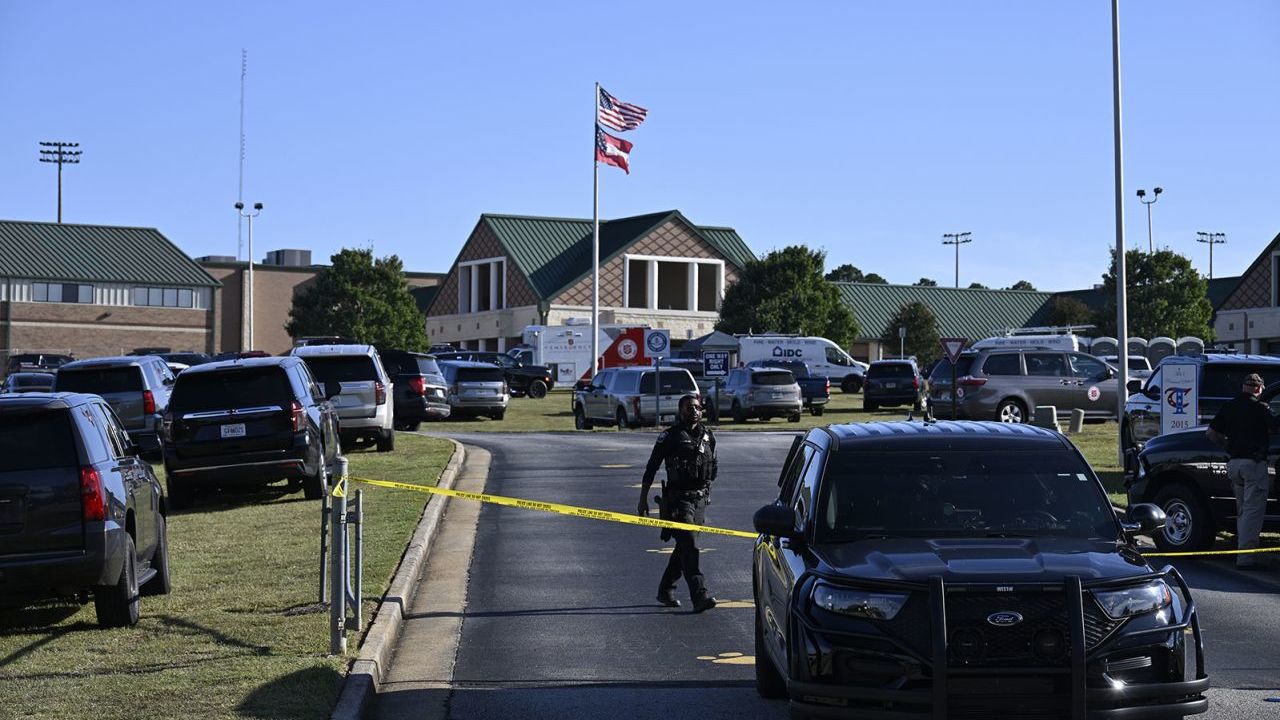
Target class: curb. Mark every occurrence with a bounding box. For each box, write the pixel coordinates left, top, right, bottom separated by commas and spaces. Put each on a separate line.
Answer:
329, 437, 467, 720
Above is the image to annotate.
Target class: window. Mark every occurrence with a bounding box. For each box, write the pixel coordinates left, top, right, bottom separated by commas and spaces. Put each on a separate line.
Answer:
457, 257, 507, 314
657, 261, 689, 310
133, 286, 195, 308
639, 370, 697, 394
697, 263, 719, 311
752, 370, 795, 386
1068, 354, 1107, 379
794, 447, 824, 526
170, 367, 295, 413
625, 256, 723, 312
55, 367, 144, 394
779, 444, 814, 509
301, 356, 378, 384
31, 281, 92, 304
982, 353, 1021, 376
1025, 353, 1066, 377
824, 346, 851, 366
627, 259, 648, 308
0, 410, 77, 471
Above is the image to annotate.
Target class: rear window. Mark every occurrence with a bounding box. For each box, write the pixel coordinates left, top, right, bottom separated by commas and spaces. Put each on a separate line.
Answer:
456, 367, 504, 383
929, 356, 974, 380
171, 368, 294, 413
980, 353, 1021, 376
14, 375, 52, 388
417, 358, 441, 375
868, 363, 913, 378
640, 371, 696, 394
752, 370, 795, 386
1202, 366, 1280, 398
55, 367, 143, 394
302, 356, 377, 384
0, 410, 78, 471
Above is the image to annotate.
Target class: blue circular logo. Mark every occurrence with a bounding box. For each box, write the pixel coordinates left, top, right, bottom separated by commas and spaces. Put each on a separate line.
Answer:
646, 332, 668, 353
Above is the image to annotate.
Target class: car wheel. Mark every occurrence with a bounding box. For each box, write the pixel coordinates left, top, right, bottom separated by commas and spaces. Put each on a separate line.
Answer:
863, 399, 878, 412
94, 535, 140, 628
788, 413, 801, 423
996, 399, 1026, 424
575, 406, 593, 430
167, 477, 194, 511
141, 517, 172, 596
755, 608, 788, 698
616, 407, 630, 430
376, 429, 395, 452
401, 421, 422, 432
491, 410, 506, 421
732, 402, 747, 423
527, 379, 548, 399
1153, 482, 1214, 552
303, 455, 326, 500
841, 376, 861, 393
811, 405, 824, 417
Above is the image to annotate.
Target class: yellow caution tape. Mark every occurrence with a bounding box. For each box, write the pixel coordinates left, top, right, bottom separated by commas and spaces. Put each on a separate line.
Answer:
331, 480, 346, 498
1144, 546, 1280, 558
349, 476, 757, 539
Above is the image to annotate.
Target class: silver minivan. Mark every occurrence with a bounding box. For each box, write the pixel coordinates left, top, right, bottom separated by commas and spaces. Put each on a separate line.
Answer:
439, 360, 509, 420
574, 366, 699, 429
711, 367, 802, 423
54, 356, 175, 459
933, 348, 1122, 423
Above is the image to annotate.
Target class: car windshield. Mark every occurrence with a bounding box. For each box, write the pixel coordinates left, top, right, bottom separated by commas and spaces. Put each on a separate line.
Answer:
815, 450, 1119, 542
0, 409, 78, 472
640, 371, 696, 394
170, 368, 294, 413
55, 367, 143, 394
302, 356, 377, 383
752, 370, 795, 386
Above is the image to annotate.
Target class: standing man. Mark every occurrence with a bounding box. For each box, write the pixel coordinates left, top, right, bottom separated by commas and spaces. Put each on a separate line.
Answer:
1207, 373, 1276, 570
638, 394, 718, 612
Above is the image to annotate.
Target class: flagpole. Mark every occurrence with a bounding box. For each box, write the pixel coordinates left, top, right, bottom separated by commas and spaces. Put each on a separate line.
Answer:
592, 82, 601, 377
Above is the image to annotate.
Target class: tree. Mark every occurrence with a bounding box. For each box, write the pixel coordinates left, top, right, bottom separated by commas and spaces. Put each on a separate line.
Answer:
863, 273, 889, 284
825, 263, 864, 282
968, 282, 989, 289
286, 248, 428, 350
915, 277, 938, 287
717, 245, 859, 347
1048, 296, 1093, 327
1093, 248, 1214, 340
880, 301, 941, 365
1007, 280, 1037, 291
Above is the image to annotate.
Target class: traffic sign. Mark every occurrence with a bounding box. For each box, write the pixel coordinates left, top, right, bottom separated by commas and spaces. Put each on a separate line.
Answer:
939, 337, 968, 364
703, 351, 730, 378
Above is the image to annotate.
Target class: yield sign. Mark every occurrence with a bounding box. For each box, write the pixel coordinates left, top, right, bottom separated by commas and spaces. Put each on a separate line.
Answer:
939, 337, 968, 364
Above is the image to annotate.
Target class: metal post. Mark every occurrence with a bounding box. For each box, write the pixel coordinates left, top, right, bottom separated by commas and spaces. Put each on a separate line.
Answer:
950, 361, 957, 420
591, 82, 601, 378
246, 214, 254, 350
712, 377, 722, 424
329, 455, 349, 655
1112, 0, 1129, 467
653, 356, 661, 427
319, 491, 329, 603
350, 489, 363, 630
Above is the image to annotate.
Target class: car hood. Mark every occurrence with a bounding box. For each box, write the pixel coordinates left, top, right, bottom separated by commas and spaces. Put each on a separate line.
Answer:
812, 537, 1150, 585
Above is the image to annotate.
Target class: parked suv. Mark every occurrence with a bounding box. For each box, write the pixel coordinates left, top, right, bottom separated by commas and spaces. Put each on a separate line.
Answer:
435, 351, 554, 399
292, 344, 396, 452
379, 349, 451, 430
573, 366, 699, 429
934, 348, 1122, 423
863, 359, 927, 411
746, 359, 830, 416
54, 356, 175, 459
2, 372, 55, 394
5, 352, 74, 375
711, 367, 802, 423
752, 421, 1208, 719
438, 360, 509, 420
162, 356, 340, 508
0, 393, 171, 627
1122, 353, 1280, 450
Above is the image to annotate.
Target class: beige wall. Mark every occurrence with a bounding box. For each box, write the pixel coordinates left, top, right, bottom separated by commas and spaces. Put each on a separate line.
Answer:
2, 298, 214, 359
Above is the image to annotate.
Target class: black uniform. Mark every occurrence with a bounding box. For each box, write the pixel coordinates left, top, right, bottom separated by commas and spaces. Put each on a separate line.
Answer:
642, 421, 717, 600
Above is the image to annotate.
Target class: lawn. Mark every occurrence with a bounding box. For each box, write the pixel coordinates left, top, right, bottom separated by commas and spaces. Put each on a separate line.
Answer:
0, 433, 454, 720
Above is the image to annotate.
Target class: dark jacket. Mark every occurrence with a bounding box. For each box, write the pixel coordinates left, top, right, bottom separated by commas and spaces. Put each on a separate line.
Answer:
1208, 392, 1277, 460
643, 423, 718, 530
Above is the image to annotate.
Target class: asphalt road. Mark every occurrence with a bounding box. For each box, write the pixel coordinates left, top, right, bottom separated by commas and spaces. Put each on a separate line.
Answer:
374, 430, 1280, 720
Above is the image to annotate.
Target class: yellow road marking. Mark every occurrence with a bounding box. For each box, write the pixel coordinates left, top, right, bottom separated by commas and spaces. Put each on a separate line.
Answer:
601, 464, 633, 469
645, 548, 717, 554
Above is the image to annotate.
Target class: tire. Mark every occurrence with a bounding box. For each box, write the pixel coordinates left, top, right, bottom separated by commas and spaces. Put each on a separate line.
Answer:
863, 399, 878, 412
167, 477, 194, 511
376, 429, 395, 452
303, 454, 326, 500
1153, 482, 1215, 552
996, 398, 1026, 424
491, 410, 506, 421
616, 407, 630, 430
575, 406, 593, 430
732, 402, 747, 424
755, 609, 788, 699
841, 376, 862, 393
402, 421, 421, 433
94, 535, 140, 628
140, 517, 172, 596
788, 413, 801, 423
527, 379, 548, 399
811, 406, 824, 417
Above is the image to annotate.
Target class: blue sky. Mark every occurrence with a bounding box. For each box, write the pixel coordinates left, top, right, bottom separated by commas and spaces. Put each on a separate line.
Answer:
1, 1, 1276, 291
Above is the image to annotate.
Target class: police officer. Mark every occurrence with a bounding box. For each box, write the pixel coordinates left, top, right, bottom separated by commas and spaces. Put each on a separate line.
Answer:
638, 394, 718, 612
1207, 373, 1278, 570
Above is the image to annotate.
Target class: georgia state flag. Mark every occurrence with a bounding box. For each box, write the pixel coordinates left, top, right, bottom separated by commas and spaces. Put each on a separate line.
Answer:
595, 125, 633, 174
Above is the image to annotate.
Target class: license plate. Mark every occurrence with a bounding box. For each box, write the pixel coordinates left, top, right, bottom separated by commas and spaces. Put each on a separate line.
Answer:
772, 392, 785, 399
884, 382, 897, 389
221, 423, 246, 439
660, 414, 675, 424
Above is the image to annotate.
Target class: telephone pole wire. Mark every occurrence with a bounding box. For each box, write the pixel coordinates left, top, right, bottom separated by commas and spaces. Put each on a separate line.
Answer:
38, 141, 82, 223
942, 232, 972, 288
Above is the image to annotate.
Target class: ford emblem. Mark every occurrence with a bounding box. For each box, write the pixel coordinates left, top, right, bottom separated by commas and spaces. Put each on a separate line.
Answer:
987, 611, 1023, 627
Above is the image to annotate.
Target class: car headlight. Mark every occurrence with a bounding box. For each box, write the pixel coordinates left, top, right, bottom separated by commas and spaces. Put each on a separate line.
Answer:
812, 583, 908, 620
1093, 580, 1173, 619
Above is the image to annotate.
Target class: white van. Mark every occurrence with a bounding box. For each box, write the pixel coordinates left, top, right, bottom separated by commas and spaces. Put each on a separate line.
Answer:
969, 333, 1083, 352
737, 336, 865, 392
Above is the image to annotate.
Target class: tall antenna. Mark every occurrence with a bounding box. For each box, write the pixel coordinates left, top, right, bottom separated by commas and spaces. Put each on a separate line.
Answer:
38, 141, 82, 223
237, 49, 247, 260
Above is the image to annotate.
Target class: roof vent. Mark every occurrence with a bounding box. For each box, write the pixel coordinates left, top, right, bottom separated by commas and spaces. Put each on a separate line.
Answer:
196, 255, 237, 263
263, 249, 312, 267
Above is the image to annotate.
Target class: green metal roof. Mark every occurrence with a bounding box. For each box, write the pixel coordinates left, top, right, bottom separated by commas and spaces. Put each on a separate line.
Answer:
481, 210, 754, 302
1206, 275, 1241, 310
409, 285, 439, 313
0, 220, 219, 287
834, 282, 1055, 341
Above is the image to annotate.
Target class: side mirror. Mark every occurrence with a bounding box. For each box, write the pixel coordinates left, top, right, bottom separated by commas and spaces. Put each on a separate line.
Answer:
1096, 367, 1114, 381
1126, 379, 1144, 394
325, 382, 343, 400
753, 504, 802, 541
1123, 502, 1167, 536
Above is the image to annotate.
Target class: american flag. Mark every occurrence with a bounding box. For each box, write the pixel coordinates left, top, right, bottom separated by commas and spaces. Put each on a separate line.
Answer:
597, 87, 648, 132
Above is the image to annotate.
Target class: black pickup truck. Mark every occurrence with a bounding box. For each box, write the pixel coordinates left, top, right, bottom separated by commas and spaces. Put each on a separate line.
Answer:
747, 359, 830, 416
1, 393, 171, 627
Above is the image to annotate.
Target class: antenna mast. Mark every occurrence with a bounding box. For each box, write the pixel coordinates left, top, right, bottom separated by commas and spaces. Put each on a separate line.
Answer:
238, 49, 247, 260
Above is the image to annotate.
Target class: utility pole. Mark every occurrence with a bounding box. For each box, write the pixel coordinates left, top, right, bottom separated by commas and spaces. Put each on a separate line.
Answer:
1196, 231, 1226, 279
1111, 0, 1129, 468
238, 49, 248, 260
942, 232, 972, 288
1135, 186, 1162, 252
38, 141, 82, 223
235, 202, 264, 350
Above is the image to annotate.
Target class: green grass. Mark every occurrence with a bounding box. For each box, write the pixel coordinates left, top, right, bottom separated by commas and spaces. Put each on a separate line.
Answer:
0, 433, 454, 720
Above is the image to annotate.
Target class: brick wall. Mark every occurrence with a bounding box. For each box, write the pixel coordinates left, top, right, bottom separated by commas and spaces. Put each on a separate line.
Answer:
3, 300, 213, 358
429, 221, 539, 315
1219, 251, 1274, 311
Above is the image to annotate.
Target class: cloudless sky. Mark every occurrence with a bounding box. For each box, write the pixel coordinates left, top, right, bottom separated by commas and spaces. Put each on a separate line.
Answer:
1, 1, 1277, 291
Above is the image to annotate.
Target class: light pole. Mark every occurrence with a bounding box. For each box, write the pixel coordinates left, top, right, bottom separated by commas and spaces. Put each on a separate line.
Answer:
942, 232, 972, 288
38, 141, 82, 223
235, 201, 264, 350
1135, 186, 1162, 252
1195, 231, 1226, 279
